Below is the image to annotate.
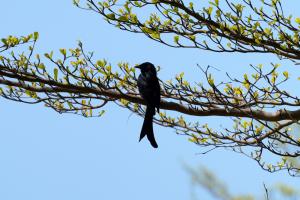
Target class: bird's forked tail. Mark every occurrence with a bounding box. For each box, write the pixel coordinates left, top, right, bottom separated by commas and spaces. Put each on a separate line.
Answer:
139, 105, 158, 148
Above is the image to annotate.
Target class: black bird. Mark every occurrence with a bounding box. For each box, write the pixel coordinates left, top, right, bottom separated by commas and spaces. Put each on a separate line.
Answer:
135, 62, 161, 148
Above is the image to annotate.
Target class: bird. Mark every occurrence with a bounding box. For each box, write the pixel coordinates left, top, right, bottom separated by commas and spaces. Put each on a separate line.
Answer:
135, 62, 161, 148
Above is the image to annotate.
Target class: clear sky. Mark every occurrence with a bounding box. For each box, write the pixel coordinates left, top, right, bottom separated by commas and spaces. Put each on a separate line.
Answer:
0, 1, 300, 200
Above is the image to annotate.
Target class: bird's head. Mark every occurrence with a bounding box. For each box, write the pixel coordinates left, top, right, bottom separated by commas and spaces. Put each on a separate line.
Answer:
135, 62, 157, 75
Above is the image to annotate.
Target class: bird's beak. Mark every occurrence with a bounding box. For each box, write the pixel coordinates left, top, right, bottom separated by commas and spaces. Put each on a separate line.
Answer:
135, 65, 141, 69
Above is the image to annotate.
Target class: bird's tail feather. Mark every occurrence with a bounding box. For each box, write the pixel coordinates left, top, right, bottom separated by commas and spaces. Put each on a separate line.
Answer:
139, 105, 158, 148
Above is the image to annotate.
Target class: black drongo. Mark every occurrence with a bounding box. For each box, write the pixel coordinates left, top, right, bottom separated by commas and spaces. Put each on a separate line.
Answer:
135, 62, 160, 148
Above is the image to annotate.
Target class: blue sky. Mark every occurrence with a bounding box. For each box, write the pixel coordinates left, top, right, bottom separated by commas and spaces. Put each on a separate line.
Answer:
0, 1, 300, 199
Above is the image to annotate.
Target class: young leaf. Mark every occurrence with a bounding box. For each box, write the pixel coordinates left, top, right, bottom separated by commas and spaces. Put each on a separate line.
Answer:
33, 32, 39, 41
283, 71, 289, 79
59, 48, 66, 57
174, 35, 179, 43
54, 68, 58, 81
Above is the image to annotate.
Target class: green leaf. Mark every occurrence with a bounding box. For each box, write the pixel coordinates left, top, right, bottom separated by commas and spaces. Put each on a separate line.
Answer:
1, 38, 7, 45
106, 13, 115, 20
295, 17, 300, 24
98, 110, 105, 117
118, 15, 128, 21
44, 51, 53, 59
38, 63, 45, 70
264, 28, 272, 35
174, 35, 179, 43
73, 0, 80, 5
67, 102, 73, 109
102, 2, 109, 8
150, 32, 160, 39
33, 32, 39, 40
141, 27, 154, 35
44, 53, 49, 59
96, 59, 106, 67
189, 35, 196, 41
207, 6, 213, 15
188, 137, 198, 143
283, 71, 289, 79
208, 74, 214, 85
274, 63, 281, 68
54, 68, 58, 81
59, 48, 66, 57
25, 90, 32, 97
